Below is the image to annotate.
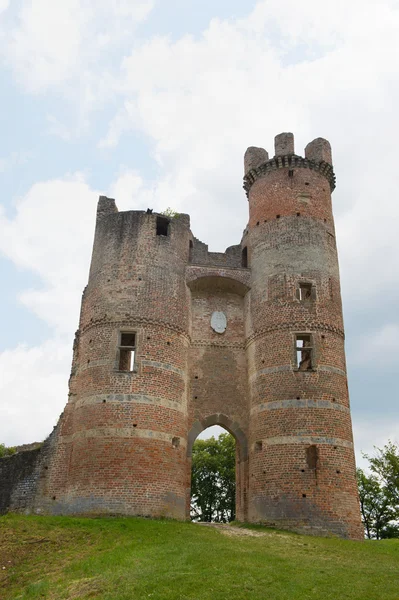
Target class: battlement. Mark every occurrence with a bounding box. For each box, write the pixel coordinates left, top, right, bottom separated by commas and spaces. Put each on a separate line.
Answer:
243, 133, 335, 196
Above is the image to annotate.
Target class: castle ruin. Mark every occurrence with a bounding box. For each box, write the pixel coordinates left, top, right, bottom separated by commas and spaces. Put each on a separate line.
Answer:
0, 132, 363, 539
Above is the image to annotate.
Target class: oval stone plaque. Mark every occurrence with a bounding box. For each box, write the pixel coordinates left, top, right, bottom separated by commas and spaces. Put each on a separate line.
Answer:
211, 311, 227, 334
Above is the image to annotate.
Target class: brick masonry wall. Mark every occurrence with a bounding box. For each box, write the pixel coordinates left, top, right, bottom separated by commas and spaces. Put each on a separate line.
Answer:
3, 134, 362, 539
0, 427, 58, 514
245, 136, 363, 539
43, 208, 191, 517
187, 280, 249, 521
0, 450, 42, 514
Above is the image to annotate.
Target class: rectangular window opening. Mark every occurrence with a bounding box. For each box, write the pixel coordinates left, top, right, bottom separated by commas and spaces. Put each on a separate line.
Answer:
156, 216, 170, 236
298, 282, 313, 301
295, 334, 313, 370
119, 332, 136, 372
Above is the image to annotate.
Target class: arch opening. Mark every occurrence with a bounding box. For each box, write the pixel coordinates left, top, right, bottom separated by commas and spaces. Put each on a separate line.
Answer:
187, 415, 248, 522
190, 426, 236, 523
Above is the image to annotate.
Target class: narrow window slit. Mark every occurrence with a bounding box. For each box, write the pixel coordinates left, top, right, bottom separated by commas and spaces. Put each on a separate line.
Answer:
242, 247, 248, 268
189, 239, 193, 261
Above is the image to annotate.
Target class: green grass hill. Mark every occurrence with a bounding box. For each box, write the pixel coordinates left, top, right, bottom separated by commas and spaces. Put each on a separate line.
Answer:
0, 515, 398, 599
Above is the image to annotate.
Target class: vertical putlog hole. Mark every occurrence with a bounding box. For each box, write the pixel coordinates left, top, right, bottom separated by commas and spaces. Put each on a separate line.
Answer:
306, 445, 319, 470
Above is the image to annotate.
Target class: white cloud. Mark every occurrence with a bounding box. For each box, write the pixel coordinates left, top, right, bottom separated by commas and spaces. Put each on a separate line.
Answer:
6, 0, 87, 92
353, 417, 399, 471
351, 324, 399, 368
2, 0, 153, 95
0, 339, 70, 446
1, 0, 399, 449
0, 0, 9, 14
0, 175, 98, 334
108, 168, 144, 208
96, 0, 399, 270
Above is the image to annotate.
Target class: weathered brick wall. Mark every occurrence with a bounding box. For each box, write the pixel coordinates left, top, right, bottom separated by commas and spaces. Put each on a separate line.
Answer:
3, 133, 362, 539
186, 273, 250, 520
0, 428, 58, 514
245, 134, 363, 539
43, 207, 191, 517
0, 450, 41, 514
190, 239, 243, 268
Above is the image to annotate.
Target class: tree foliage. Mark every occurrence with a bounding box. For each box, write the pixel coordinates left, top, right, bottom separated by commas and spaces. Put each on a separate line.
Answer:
357, 468, 397, 539
0, 443, 16, 458
161, 207, 179, 218
191, 433, 236, 523
366, 440, 399, 507
358, 440, 399, 539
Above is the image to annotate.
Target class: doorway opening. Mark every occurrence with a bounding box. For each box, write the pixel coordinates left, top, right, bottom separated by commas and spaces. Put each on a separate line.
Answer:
187, 415, 248, 522
190, 426, 236, 523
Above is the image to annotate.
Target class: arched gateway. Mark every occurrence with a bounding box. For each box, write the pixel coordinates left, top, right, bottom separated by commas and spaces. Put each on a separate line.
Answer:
0, 133, 363, 539
187, 414, 248, 521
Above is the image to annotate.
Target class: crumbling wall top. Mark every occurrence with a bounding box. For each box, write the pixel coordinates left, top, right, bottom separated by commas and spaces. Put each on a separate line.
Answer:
97, 196, 118, 220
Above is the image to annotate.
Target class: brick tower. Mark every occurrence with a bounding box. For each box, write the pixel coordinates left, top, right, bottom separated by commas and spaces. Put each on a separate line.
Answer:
48, 206, 192, 517
244, 134, 362, 538
0, 132, 363, 539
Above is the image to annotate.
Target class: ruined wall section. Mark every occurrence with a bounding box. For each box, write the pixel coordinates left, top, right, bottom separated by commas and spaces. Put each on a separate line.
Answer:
245, 134, 363, 539
43, 202, 192, 517
0, 427, 59, 515
189, 237, 243, 268
1, 135, 362, 539
0, 450, 42, 514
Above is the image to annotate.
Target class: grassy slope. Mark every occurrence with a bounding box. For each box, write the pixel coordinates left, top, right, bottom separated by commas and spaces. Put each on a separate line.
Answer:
0, 515, 398, 600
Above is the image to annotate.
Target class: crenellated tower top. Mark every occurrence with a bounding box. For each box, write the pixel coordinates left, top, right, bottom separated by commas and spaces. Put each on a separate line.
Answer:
243, 132, 336, 196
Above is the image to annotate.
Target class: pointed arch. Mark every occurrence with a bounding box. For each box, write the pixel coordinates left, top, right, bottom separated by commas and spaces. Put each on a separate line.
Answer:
187, 413, 248, 461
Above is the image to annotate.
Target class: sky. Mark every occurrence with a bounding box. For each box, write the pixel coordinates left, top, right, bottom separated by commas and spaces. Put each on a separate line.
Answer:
0, 0, 398, 470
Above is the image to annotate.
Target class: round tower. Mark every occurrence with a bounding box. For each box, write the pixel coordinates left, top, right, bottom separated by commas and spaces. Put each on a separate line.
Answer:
244, 133, 363, 538
46, 200, 191, 518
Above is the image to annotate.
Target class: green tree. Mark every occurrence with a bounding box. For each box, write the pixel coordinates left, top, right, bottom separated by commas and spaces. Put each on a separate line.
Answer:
0, 443, 16, 458
357, 468, 397, 539
358, 440, 399, 539
366, 441, 399, 507
191, 433, 236, 523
